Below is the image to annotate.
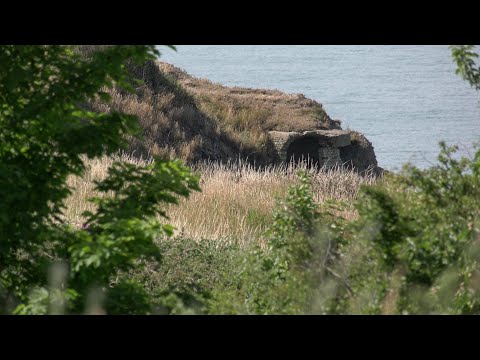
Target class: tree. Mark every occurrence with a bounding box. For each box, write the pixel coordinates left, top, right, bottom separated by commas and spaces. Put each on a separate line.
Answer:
0, 45, 200, 314
450, 45, 480, 91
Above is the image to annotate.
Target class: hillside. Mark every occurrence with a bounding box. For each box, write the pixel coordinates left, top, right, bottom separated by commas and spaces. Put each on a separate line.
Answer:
88, 59, 379, 172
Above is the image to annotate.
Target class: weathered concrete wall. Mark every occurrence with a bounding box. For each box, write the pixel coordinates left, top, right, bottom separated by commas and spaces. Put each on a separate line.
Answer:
268, 130, 351, 168
269, 131, 297, 161
320, 147, 342, 168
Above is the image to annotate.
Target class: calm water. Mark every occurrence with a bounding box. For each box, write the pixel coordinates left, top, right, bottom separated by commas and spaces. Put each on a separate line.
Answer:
159, 45, 480, 170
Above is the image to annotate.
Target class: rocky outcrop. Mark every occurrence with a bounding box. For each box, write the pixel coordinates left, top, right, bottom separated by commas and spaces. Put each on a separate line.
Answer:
339, 131, 380, 175
103, 59, 381, 174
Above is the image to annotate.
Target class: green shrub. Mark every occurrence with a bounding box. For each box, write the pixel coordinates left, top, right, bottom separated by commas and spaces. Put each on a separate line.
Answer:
337, 142, 480, 314
208, 144, 480, 315
209, 172, 344, 314
3, 45, 479, 315
129, 237, 242, 314
0, 45, 200, 314
451, 45, 480, 91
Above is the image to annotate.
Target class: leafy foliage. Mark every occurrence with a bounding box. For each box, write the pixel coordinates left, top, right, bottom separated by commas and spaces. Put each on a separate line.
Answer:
2, 45, 480, 315
0, 45, 199, 314
450, 45, 480, 90
209, 172, 342, 314
338, 143, 480, 314
207, 143, 480, 315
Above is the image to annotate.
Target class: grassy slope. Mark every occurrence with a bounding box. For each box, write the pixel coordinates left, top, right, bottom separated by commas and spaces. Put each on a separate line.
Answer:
89, 60, 344, 166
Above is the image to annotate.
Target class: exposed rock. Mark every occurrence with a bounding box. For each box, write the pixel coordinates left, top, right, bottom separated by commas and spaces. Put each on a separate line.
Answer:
339, 131, 380, 175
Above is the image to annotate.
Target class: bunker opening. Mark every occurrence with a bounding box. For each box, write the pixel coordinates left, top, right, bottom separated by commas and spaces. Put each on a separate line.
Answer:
286, 136, 322, 168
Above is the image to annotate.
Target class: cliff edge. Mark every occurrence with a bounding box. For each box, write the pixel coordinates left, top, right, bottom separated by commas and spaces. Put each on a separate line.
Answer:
90, 59, 380, 174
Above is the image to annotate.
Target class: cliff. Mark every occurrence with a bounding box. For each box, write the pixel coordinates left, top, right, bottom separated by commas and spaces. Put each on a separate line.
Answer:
90, 59, 380, 174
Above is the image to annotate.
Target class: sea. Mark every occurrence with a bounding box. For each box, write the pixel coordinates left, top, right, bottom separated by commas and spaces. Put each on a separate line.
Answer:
159, 45, 480, 171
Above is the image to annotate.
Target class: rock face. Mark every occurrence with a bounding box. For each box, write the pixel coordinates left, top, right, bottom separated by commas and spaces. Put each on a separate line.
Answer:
339, 131, 380, 174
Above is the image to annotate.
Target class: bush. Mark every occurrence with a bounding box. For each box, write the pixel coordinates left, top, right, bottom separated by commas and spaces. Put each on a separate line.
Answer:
335, 142, 480, 314
3, 45, 479, 315
208, 171, 344, 314
0, 45, 199, 314
208, 143, 480, 315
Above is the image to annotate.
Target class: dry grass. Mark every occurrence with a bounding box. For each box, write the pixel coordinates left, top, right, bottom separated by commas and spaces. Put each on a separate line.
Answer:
196, 96, 274, 156
64, 155, 377, 247
156, 62, 342, 133
66, 54, 380, 248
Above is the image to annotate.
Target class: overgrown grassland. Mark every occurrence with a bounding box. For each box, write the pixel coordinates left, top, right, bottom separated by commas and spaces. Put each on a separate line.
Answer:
64, 155, 376, 246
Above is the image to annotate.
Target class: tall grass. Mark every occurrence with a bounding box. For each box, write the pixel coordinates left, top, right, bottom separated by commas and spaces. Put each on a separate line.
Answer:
64, 155, 377, 246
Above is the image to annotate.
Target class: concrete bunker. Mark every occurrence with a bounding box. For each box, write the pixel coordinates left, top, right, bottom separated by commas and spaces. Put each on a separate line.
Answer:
286, 136, 322, 167
268, 130, 352, 168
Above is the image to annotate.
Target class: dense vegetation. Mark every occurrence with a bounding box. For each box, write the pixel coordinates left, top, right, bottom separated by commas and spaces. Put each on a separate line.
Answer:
0, 45, 200, 314
0, 45, 479, 314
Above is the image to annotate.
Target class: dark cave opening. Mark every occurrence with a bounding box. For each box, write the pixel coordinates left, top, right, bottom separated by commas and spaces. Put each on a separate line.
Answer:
286, 137, 322, 168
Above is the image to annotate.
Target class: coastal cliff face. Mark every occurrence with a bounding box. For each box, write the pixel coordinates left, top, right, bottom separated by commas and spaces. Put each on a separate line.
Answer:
91, 59, 380, 173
